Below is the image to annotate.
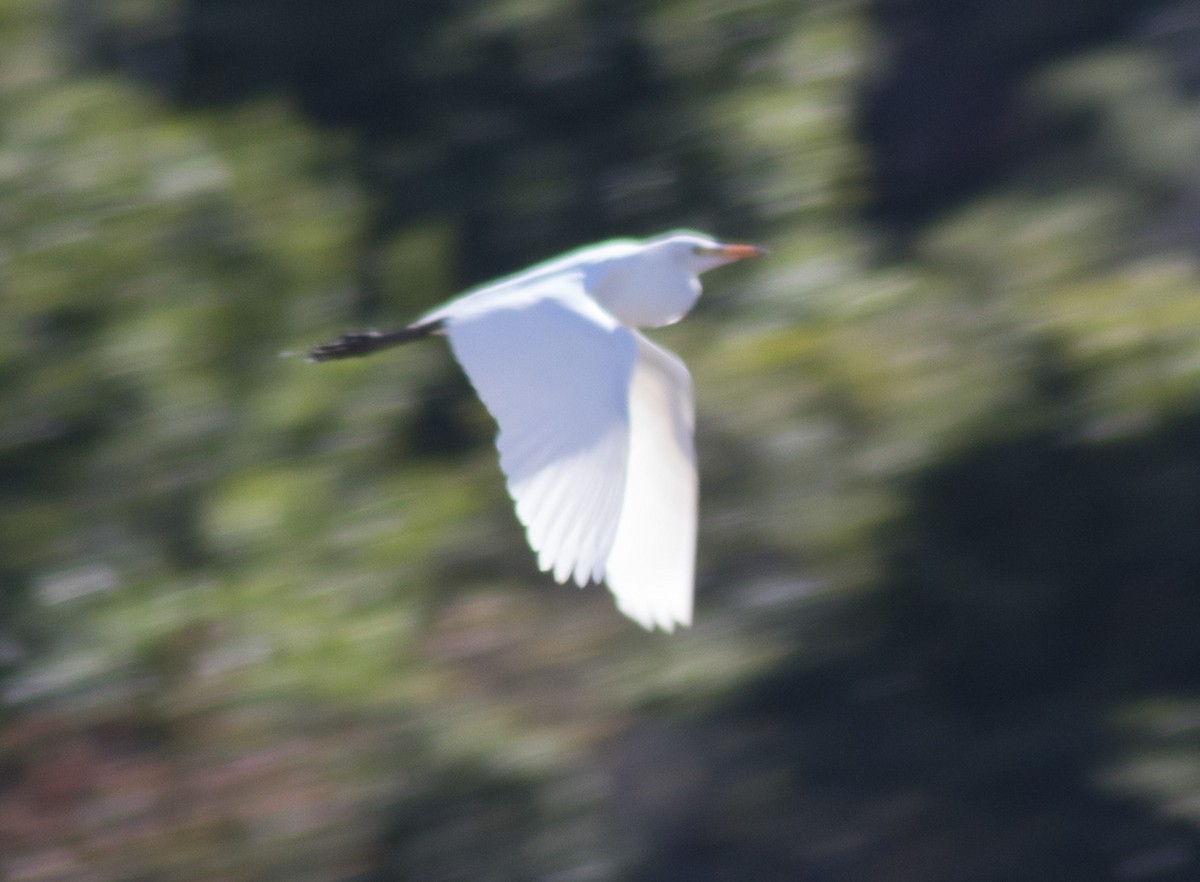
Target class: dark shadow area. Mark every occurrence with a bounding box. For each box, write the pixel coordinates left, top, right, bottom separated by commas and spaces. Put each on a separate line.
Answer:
856, 0, 1169, 236
617, 677, 1200, 880
370, 766, 547, 882
882, 418, 1200, 709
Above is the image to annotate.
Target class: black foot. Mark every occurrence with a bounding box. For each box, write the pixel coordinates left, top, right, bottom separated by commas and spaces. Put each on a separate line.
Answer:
308, 331, 386, 362
307, 321, 443, 362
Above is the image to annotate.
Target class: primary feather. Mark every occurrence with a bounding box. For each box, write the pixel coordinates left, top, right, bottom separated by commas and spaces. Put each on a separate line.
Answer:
440, 275, 638, 591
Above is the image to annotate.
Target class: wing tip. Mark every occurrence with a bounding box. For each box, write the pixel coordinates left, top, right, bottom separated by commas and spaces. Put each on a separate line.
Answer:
536, 559, 695, 632
615, 597, 693, 633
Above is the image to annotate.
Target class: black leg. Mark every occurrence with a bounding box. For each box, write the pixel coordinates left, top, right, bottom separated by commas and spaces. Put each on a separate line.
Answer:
308, 321, 444, 362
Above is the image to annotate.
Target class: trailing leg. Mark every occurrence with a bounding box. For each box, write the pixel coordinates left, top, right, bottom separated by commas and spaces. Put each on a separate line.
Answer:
308, 320, 445, 362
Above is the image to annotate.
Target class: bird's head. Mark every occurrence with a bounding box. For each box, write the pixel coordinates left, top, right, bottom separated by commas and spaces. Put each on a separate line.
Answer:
649, 231, 770, 276
589, 231, 765, 327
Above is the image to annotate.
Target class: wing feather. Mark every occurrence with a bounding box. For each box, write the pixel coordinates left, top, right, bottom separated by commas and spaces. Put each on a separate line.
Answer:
603, 333, 698, 631
440, 274, 638, 589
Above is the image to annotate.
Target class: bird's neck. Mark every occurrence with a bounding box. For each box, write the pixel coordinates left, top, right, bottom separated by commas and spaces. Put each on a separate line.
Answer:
590, 261, 701, 329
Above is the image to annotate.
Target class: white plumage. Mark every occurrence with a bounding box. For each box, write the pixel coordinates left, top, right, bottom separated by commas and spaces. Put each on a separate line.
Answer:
312, 231, 765, 631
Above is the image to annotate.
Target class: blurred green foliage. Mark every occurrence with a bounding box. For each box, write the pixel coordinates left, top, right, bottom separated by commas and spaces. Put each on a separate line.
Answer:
6, 0, 1200, 879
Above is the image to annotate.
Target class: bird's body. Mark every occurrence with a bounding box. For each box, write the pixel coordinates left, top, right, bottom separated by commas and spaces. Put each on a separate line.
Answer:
311, 231, 765, 631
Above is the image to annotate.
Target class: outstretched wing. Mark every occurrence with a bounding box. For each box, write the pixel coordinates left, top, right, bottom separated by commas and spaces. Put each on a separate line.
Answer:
440, 273, 639, 588
602, 333, 697, 631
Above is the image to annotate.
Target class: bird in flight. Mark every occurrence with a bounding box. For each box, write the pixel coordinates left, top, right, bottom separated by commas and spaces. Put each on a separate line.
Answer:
310, 231, 766, 631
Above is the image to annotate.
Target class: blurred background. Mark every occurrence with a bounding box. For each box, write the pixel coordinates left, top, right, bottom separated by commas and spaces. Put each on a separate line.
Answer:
5, 0, 1200, 879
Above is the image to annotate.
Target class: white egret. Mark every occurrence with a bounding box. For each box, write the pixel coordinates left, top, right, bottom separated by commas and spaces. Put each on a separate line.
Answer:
310, 231, 766, 631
